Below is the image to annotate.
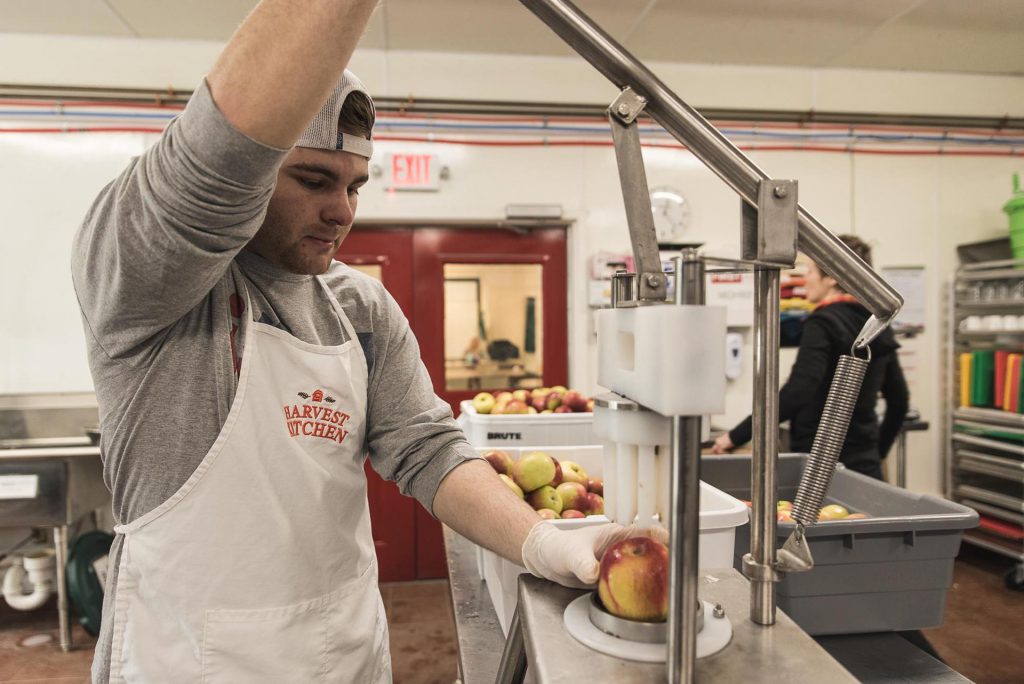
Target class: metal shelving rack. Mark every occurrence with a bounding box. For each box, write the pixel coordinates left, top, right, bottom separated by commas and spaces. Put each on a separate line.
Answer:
948, 258, 1024, 588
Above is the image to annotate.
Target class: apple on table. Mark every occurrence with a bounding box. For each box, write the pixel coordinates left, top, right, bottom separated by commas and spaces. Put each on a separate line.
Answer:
598, 536, 669, 622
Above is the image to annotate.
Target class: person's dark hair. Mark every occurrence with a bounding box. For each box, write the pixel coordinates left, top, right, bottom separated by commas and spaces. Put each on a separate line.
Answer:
820, 234, 872, 293
338, 91, 375, 139
838, 234, 872, 267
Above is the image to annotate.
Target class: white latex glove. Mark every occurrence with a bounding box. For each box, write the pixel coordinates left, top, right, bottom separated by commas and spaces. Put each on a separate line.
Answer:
521, 521, 669, 589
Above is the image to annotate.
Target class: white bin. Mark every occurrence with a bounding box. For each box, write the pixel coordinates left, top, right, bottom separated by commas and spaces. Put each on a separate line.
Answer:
457, 401, 598, 448
466, 445, 748, 634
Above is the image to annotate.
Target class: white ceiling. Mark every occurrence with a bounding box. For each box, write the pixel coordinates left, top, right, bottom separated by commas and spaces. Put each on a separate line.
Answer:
1, 0, 1022, 76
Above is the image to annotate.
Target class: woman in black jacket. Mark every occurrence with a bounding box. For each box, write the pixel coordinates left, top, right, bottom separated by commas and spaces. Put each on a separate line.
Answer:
711, 235, 909, 480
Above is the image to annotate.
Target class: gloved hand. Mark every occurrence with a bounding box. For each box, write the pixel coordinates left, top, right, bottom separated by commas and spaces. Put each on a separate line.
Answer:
520, 521, 669, 589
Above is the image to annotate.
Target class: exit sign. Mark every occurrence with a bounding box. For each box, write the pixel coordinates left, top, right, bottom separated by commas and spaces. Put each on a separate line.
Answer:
384, 153, 441, 191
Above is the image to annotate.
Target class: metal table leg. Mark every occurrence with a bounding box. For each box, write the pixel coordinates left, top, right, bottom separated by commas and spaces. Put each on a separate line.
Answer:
53, 525, 71, 652
896, 430, 908, 488
495, 607, 528, 684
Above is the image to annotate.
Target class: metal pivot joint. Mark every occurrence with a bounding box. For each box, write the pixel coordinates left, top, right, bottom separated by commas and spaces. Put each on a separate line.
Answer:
607, 87, 666, 303
742, 180, 798, 267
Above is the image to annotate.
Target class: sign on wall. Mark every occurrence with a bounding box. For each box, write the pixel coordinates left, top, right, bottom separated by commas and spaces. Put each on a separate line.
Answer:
383, 153, 442, 191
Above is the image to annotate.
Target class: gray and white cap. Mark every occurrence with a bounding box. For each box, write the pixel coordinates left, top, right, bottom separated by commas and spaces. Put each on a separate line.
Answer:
296, 70, 374, 159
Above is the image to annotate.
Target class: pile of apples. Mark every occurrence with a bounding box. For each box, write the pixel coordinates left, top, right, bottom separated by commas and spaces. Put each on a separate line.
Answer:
743, 500, 869, 522
484, 449, 604, 520
472, 386, 594, 416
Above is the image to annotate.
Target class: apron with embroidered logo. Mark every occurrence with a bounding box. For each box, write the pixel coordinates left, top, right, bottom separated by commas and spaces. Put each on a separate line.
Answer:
108, 272, 390, 683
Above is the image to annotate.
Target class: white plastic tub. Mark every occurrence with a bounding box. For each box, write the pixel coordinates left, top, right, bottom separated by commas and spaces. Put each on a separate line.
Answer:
458, 400, 598, 448
468, 445, 748, 634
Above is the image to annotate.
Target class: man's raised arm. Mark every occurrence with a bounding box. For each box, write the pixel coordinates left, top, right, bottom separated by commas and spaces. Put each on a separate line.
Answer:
208, 0, 379, 149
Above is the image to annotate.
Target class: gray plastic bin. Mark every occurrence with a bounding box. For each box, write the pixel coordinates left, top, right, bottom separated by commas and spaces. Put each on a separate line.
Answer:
701, 453, 978, 635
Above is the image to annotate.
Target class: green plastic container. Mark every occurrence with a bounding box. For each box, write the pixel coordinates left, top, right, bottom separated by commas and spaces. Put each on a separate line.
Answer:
1005, 173, 1024, 260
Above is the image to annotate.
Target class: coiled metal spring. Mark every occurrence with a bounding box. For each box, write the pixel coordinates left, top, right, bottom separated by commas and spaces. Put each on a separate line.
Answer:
791, 352, 870, 527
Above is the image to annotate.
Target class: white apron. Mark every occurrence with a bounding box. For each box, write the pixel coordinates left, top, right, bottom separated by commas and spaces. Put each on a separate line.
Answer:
108, 274, 391, 683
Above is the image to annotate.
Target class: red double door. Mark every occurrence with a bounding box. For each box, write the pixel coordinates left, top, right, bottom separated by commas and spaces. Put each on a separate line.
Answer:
336, 225, 568, 581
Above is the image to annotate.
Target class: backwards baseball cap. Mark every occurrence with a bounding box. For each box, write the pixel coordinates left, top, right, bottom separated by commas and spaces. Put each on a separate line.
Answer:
296, 70, 375, 159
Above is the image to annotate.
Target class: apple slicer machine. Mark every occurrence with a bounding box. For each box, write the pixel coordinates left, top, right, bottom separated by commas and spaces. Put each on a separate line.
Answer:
495, 1, 905, 683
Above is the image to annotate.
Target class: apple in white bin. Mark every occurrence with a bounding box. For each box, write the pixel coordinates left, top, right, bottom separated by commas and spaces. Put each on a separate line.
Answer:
550, 457, 563, 487
587, 478, 604, 496
550, 385, 567, 396
561, 510, 585, 519
553, 405, 573, 414
582, 492, 605, 515
495, 391, 513, 407
483, 449, 514, 475
562, 390, 589, 412
536, 508, 559, 520
502, 400, 530, 415
559, 461, 588, 486
511, 451, 557, 493
598, 536, 670, 622
511, 389, 531, 403
527, 485, 563, 514
555, 482, 588, 511
472, 392, 496, 414
498, 474, 524, 499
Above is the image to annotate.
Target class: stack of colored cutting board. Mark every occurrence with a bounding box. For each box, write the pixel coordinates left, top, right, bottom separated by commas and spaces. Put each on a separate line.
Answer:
960, 350, 1024, 412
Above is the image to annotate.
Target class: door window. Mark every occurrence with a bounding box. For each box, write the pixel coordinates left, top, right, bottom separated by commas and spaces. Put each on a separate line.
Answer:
443, 263, 544, 391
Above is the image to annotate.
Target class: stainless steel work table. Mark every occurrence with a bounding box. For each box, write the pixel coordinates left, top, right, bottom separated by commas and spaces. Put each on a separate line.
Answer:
443, 528, 971, 683
0, 442, 107, 652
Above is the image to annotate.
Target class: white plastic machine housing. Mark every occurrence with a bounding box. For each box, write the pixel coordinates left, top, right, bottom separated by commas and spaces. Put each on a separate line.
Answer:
596, 305, 727, 416
595, 304, 728, 527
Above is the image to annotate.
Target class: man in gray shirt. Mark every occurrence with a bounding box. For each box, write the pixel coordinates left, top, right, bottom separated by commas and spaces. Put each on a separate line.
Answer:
73, 1, 662, 680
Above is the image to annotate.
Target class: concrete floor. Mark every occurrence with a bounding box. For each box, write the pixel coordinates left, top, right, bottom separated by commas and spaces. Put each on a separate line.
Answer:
0, 546, 1021, 683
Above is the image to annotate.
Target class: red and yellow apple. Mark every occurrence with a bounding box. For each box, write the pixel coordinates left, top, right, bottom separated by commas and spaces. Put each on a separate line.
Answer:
498, 474, 524, 499
587, 478, 604, 496
511, 389, 531, 403
503, 400, 530, 415
527, 485, 563, 514
512, 451, 557, 493
559, 461, 588, 486
562, 390, 589, 412
598, 536, 669, 622
483, 449, 514, 475
582, 493, 605, 515
536, 508, 559, 520
555, 482, 588, 511
561, 509, 586, 519
550, 457, 563, 487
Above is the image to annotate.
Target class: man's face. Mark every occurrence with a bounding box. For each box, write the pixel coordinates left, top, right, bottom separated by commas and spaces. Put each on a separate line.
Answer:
247, 146, 370, 275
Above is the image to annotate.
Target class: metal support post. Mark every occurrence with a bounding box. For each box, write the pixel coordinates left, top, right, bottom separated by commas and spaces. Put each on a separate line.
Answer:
495, 607, 528, 684
896, 430, 908, 489
54, 525, 72, 651
667, 251, 704, 684
749, 267, 782, 625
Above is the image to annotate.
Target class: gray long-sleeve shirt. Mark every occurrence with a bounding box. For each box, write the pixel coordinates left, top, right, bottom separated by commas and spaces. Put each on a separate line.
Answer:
72, 80, 475, 682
